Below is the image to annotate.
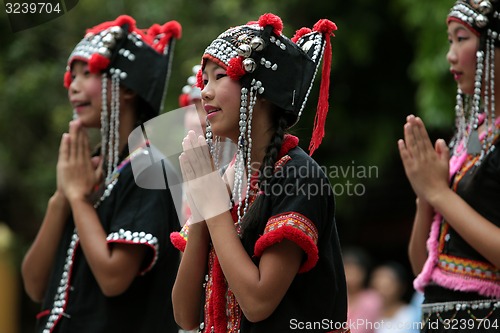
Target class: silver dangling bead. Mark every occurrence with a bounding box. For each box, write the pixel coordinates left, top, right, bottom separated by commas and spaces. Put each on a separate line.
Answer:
100, 74, 109, 181
105, 75, 120, 186
213, 136, 221, 170
205, 121, 213, 142
468, 50, 484, 155
205, 120, 214, 155
489, 35, 498, 146
450, 89, 465, 156
112, 75, 120, 173
239, 88, 249, 148
232, 87, 249, 216
241, 81, 257, 224
481, 35, 498, 163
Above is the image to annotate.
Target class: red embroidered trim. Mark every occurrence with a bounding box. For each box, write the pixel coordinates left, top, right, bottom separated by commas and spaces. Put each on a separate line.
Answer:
107, 239, 158, 275
212, 254, 228, 333
274, 155, 291, 173
36, 309, 50, 319
254, 212, 319, 273
203, 248, 242, 333
437, 222, 500, 282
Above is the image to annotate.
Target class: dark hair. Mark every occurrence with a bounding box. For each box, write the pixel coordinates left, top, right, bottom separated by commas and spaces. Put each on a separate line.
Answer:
375, 260, 412, 301
134, 95, 157, 126
343, 246, 374, 287
240, 106, 289, 234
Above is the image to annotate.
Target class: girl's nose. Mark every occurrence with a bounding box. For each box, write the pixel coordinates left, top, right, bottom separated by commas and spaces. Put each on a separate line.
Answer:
201, 84, 213, 101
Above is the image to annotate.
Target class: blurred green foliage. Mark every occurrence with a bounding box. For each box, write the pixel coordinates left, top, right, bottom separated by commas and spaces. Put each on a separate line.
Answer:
1, 1, 460, 331
0, 0, 457, 241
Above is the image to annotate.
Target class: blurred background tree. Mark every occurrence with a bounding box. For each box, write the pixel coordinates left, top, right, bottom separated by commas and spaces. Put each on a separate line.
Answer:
1, 0, 455, 331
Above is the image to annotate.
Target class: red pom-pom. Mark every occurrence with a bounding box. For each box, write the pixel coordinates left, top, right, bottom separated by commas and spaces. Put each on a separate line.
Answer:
149, 20, 182, 54
227, 57, 246, 80
114, 15, 136, 32
313, 19, 337, 36
88, 53, 110, 73
196, 67, 204, 89
87, 15, 136, 35
169, 232, 186, 252
179, 94, 190, 107
63, 71, 72, 89
291, 27, 312, 43
163, 20, 182, 39
258, 13, 283, 35
148, 23, 161, 36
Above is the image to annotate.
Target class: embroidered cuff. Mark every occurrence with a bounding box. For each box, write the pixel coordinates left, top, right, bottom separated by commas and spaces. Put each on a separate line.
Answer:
107, 229, 159, 275
254, 212, 319, 273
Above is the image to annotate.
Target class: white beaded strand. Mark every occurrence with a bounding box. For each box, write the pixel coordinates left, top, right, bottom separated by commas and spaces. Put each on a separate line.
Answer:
100, 74, 109, 177
112, 75, 120, 176
241, 81, 257, 222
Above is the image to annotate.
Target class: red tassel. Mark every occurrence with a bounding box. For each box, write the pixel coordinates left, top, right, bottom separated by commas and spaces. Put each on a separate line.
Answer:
258, 13, 283, 35
63, 71, 72, 88
227, 56, 246, 80
212, 256, 228, 333
308, 29, 334, 156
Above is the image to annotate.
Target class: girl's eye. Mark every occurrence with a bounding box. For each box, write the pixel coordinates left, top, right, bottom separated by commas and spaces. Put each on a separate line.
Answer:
203, 79, 209, 86
216, 73, 227, 80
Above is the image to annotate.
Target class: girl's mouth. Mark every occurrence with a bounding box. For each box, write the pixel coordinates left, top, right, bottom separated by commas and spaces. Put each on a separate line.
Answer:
206, 109, 221, 120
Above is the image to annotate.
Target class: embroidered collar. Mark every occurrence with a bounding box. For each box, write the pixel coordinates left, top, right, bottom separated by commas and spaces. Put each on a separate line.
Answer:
279, 134, 299, 158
